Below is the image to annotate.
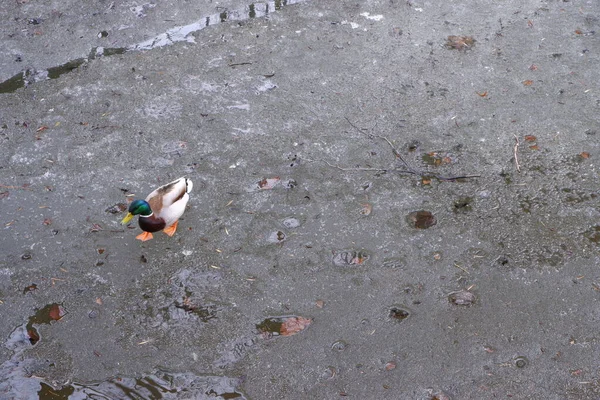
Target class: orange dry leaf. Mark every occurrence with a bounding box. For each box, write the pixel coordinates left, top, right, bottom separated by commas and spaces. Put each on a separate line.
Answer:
280, 316, 312, 336
476, 91, 488, 97
580, 152, 590, 159
350, 252, 368, 264
36, 126, 48, 132
575, 29, 583, 35
48, 304, 65, 321
422, 178, 431, 185
529, 145, 539, 151
523, 80, 534, 86
524, 135, 537, 142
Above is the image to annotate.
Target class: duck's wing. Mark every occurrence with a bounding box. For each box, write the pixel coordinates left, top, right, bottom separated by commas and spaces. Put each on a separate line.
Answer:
146, 177, 192, 225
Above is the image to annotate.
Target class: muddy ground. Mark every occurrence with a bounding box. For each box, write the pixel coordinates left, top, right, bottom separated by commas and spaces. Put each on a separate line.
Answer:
1, 0, 600, 399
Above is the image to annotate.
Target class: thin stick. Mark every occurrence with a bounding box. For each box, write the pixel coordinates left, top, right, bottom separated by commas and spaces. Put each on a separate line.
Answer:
305, 158, 479, 180
344, 116, 415, 172
342, 117, 480, 181
513, 134, 520, 172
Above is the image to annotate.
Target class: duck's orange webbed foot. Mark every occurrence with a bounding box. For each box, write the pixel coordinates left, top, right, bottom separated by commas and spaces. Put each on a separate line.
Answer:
163, 220, 179, 237
136, 231, 154, 241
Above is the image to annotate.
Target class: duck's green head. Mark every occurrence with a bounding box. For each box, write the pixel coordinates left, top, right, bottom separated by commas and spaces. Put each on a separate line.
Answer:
121, 200, 152, 224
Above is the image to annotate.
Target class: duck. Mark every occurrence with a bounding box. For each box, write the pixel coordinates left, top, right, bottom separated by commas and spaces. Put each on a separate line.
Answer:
121, 177, 193, 241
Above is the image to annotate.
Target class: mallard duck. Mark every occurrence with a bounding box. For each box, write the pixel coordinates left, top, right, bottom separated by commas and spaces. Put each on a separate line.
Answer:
121, 177, 193, 241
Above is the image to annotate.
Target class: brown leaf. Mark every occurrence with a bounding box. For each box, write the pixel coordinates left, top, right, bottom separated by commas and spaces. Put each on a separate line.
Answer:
529, 144, 539, 151
385, 362, 396, 371
42, 218, 52, 226
315, 300, 325, 309
524, 135, 537, 142
407, 210, 437, 229
580, 151, 590, 159
575, 29, 583, 35
23, 284, 38, 294
445, 35, 475, 51
422, 178, 431, 185
280, 316, 312, 336
529, 64, 538, 71
28, 329, 40, 345
523, 80, 534, 86
48, 304, 65, 321
476, 91, 488, 97
36, 126, 48, 132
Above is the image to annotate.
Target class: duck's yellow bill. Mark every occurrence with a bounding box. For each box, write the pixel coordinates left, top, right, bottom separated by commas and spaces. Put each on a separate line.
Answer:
121, 212, 134, 224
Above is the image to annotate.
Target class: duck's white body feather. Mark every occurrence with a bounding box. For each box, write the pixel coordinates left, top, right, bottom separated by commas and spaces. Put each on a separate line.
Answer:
145, 177, 193, 227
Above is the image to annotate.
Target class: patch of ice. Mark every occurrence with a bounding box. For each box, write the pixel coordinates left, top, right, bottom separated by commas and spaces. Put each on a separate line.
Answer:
360, 12, 384, 21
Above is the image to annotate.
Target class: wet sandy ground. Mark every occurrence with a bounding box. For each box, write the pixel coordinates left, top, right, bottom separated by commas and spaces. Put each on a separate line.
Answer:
1, 0, 600, 399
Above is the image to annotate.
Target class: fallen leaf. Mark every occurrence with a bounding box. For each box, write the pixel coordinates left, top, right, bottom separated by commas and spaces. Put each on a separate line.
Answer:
422, 178, 431, 185
524, 135, 537, 142
580, 151, 590, 159
445, 35, 475, 51
258, 177, 280, 190
315, 300, 325, 309
385, 362, 396, 371
476, 91, 488, 97
359, 203, 373, 216
89, 223, 103, 232
36, 126, 48, 132
527, 20, 534, 28
42, 218, 52, 226
529, 145, 539, 151
27, 329, 40, 344
280, 316, 312, 336
351, 253, 367, 264
448, 290, 476, 306
523, 80, 534, 86
23, 284, 38, 294
529, 64, 538, 71
575, 29, 583, 35
95, 297, 103, 305
48, 304, 65, 321
407, 210, 437, 229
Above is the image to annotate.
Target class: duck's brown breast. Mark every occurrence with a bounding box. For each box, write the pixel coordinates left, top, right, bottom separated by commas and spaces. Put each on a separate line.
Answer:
139, 216, 166, 232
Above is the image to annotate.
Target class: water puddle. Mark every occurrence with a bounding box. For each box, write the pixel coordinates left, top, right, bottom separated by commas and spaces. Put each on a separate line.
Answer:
0, 0, 309, 94
1, 319, 245, 399
26, 303, 66, 345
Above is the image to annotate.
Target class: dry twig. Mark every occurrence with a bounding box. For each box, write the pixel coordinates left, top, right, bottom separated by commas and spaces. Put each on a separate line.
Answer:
310, 117, 481, 181
513, 134, 520, 172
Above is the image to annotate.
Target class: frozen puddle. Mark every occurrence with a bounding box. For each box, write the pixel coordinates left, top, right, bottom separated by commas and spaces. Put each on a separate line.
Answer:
0, 0, 310, 94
